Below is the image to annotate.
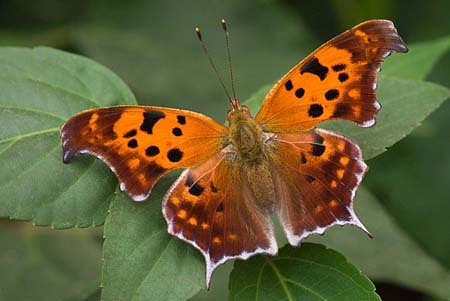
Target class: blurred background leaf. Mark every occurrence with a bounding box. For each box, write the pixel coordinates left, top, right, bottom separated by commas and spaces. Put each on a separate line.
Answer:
0, 222, 101, 301
366, 101, 450, 271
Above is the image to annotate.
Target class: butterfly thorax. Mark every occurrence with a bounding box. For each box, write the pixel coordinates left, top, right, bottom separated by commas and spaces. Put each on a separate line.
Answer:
227, 105, 264, 165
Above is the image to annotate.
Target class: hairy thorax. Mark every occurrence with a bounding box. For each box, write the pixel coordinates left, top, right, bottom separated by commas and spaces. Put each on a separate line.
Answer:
227, 104, 275, 209
228, 106, 265, 164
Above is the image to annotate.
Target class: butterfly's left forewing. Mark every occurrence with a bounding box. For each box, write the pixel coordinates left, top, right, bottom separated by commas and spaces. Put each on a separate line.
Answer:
61, 106, 227, 201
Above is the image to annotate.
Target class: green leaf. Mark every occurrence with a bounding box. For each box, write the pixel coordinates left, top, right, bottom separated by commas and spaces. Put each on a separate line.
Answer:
307, 186, 450, 300
0, 47, 136, 228
381, 35, 450, 80
229, 243, 380, 301
245, 77, 450, 159
366, 99, 450, 270
0, 225, 101, 301
101, 175, 204, 301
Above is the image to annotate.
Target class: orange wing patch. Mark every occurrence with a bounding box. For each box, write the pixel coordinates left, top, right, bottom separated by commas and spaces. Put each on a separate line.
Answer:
61, 106, 227, 201
256, 20, 408, 132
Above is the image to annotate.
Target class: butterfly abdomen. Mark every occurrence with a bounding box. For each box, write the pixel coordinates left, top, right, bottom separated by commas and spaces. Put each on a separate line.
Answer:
245, 162, 276, 210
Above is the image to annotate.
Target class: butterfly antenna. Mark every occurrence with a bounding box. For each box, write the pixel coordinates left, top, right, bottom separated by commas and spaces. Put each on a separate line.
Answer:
221, 19, 237, 101
195, 26, 233, 102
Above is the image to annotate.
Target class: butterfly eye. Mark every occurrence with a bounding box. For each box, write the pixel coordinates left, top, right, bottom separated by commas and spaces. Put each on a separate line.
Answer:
227, 109, 234, 122
240, 105, 251, 116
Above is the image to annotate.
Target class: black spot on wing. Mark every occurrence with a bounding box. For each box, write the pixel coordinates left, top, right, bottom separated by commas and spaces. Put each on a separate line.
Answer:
172, 127, 183, 136
145, 145, 160, 157
177, 115, 186, 125
189, 183, 204, 196
295, 88, 305, 99
300, 57, 329, 81
216, 202, 224, 212
128, 139, 138, 148
308, 104, 323, 118
332, 64, 346, 72
285, 80, 293, 91
338, 73, 349, 82
325, 89, 339, 101
140, 110, 165, 134
167, 148, 183, 162
312, 144, 325, 157
123, 129, 137, 138
312, 134, 325, 157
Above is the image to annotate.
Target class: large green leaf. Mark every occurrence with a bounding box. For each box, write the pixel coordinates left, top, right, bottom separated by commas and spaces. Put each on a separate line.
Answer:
0, 225, 101, 301
366, 100, 450, 270
101, 175, 204, 301
307, 187, 450, 300
229, 243, 380, 301
0, 47, 136, 228
244, 77, 450, 159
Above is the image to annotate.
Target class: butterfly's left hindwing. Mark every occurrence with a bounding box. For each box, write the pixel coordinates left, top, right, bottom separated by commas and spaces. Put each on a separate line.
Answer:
163, 149, 277, 287
61, 106, 227, 201
268, 129, 369, 245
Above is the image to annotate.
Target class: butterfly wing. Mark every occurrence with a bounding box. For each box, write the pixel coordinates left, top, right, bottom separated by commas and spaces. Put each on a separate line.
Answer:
268, 128, 368, 245
61, 106, 227, 201
255, 19, 408, 132
162, 147, 277, 287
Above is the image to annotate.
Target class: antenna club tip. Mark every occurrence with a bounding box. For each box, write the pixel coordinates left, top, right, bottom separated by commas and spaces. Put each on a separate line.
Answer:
194, 27, 202, 39
221, 18, 227, 31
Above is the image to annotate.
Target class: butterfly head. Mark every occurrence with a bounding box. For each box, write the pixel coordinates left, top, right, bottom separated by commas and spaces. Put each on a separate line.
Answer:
227, 98, 249, 119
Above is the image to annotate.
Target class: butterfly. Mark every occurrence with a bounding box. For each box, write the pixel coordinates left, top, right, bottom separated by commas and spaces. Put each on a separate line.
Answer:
60, 19, 407, 287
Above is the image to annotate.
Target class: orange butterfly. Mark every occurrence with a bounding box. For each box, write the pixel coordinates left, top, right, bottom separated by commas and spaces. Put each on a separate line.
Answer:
61, 20, 407, 287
